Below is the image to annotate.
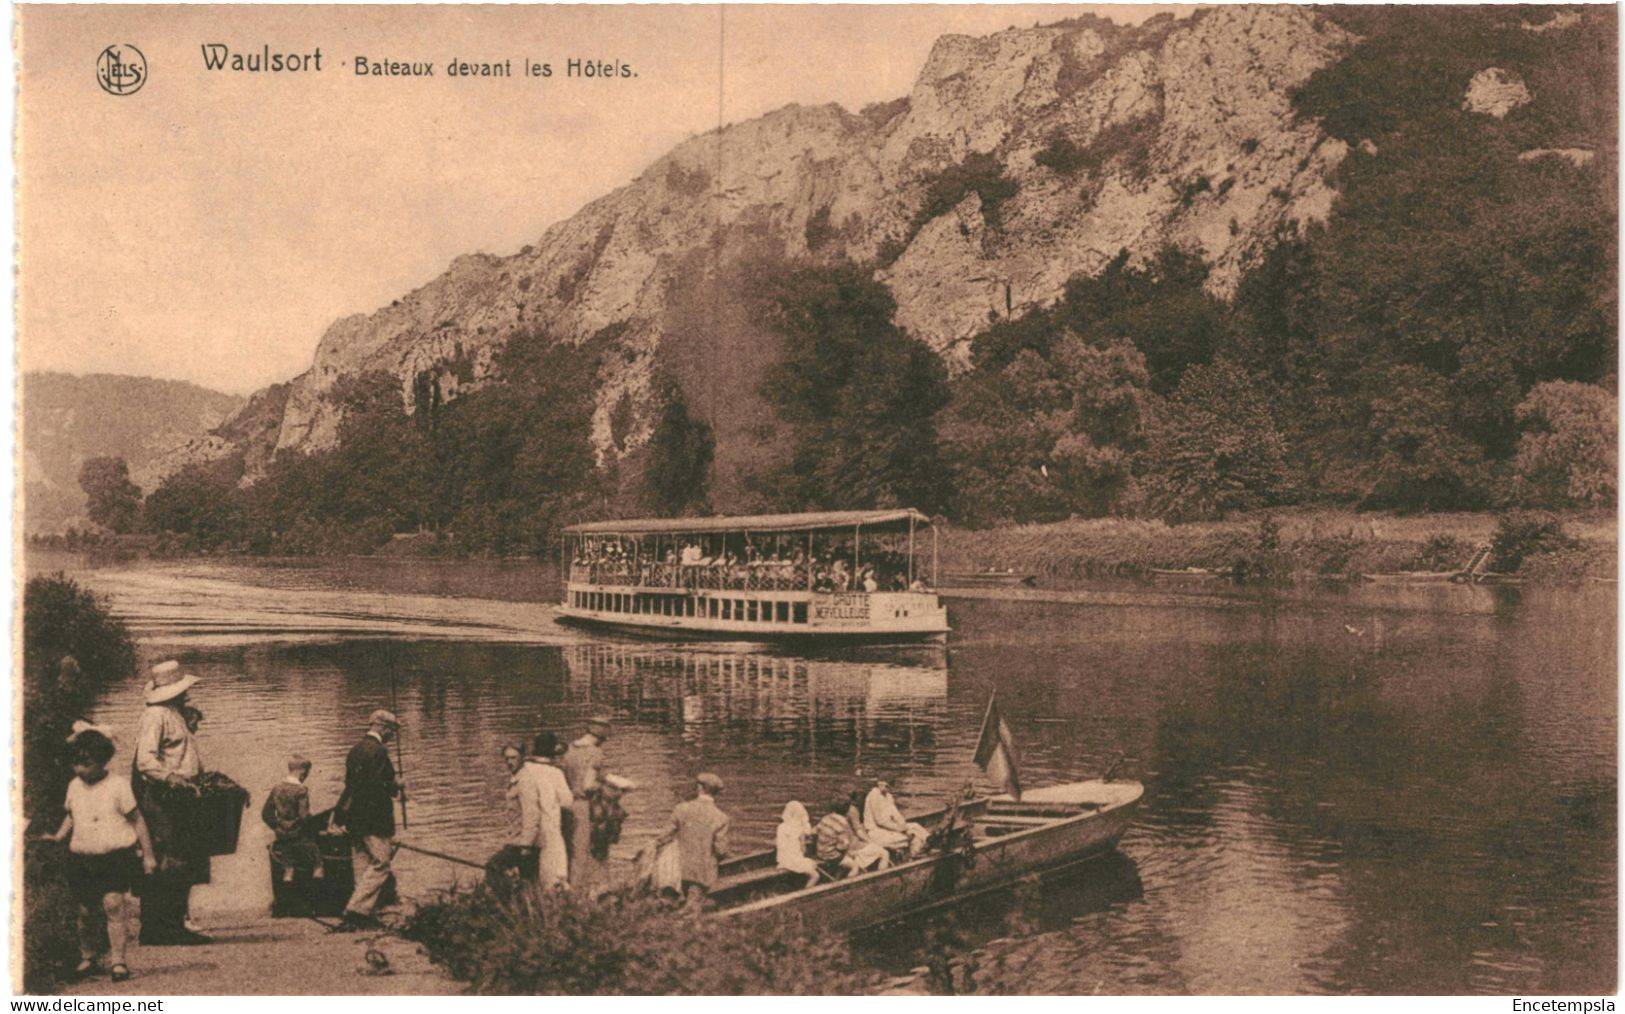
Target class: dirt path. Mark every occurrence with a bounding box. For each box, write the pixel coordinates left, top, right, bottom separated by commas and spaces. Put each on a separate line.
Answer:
64, 916, 462, 996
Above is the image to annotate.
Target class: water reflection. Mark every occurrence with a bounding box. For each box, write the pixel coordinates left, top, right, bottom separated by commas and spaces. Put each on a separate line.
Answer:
50, 557, 1613, 994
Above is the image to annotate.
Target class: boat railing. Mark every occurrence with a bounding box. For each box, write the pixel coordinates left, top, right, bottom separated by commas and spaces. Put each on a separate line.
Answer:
569, 561, 821, 593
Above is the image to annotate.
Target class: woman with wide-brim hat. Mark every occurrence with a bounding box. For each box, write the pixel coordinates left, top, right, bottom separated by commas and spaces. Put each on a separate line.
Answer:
131, 660, 210, 945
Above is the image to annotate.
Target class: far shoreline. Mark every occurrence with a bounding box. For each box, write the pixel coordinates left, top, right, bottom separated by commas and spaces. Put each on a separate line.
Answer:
26, 507, 1617, 590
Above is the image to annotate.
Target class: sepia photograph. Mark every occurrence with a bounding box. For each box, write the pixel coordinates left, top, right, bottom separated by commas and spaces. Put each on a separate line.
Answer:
12, 2, 1618, 999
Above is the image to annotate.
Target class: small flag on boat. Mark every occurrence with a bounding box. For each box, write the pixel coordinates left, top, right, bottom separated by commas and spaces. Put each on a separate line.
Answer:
973, 693, 1022, 799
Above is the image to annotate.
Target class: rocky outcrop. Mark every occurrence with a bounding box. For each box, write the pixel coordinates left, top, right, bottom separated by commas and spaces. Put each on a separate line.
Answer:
1464, 68, 1532, 118
135, 382, 290, 490
1518, 147, 1595, 168
193, 6, 1360, 478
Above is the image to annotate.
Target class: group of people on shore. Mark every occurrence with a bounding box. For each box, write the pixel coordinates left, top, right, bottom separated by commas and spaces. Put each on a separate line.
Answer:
481, 716, 631, 899
36, 656, 933, 982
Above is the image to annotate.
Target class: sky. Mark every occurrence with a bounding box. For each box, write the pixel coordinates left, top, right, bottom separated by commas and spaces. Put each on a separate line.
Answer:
17, 4, 1175, 395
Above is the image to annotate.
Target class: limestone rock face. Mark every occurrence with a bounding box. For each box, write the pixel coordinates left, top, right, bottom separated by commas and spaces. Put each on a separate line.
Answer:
1464, 68, 1533, 118
197, 6, 1359, 476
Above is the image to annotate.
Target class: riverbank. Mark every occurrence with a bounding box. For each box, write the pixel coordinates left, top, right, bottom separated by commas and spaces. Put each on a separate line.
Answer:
939, 509, 1616, 584
61, 917, 459, 996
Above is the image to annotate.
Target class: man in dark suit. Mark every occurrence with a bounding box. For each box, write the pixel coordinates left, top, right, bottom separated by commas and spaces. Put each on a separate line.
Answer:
335, 709, 404, 930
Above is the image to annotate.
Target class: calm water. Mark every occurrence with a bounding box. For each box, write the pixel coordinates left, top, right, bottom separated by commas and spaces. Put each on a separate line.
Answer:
34, 553, 1616, 994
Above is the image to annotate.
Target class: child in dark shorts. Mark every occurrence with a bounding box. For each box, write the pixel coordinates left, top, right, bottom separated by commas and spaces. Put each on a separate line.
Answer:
37, 729, 156, 982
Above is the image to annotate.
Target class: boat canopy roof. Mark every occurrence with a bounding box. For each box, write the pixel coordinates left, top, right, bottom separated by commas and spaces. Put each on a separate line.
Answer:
564, 508, 932, 537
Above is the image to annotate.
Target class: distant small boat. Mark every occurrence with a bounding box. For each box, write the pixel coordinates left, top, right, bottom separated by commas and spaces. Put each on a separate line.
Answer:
708, 779, 1142, 930
1360, 571, 1458, 584
943, 569, 1037, 587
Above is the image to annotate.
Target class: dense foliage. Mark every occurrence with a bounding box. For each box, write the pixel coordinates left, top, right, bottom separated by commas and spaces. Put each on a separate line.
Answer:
143, 332, 605, 555
404, 886, 875, 995
22, 576, 139, 990
752, 263, 951, 513
78, 456, 143, 534
939, 7, 1615, 523
642, 379, 715, 516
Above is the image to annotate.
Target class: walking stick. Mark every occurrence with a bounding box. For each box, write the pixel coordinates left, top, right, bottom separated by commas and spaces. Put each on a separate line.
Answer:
389, 672, 409, 829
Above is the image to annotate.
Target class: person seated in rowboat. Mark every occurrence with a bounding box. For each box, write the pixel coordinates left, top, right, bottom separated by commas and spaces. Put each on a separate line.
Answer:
774, 801, 820, 889
814, 796, 888, 877
863, 779, 928, 858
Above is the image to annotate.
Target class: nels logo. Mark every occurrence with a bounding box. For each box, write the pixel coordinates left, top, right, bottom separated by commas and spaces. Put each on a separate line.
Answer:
97, 44, 146, 96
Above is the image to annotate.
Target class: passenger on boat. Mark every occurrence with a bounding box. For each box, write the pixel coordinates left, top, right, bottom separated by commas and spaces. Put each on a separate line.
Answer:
863, 780, 928, 858
775, 801, 820, 889
515, 732, 573, 888
861, 567, 879, 593
813, 567, 835, 593
667, 773, 730, 903
680, 541, 702, 566
814, 797, 888, 877
832, 560, 851, 592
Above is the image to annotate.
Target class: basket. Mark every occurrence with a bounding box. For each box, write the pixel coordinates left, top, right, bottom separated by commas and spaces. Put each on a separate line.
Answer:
191, 772, 250, 856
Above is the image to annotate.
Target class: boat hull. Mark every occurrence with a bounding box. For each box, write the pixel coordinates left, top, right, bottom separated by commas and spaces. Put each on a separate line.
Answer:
558, 585, 949, 642
717, 780, 1142, 930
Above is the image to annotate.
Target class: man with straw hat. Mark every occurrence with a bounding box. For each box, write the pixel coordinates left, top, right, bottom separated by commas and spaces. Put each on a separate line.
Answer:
560, 713, 613, 895
335, 709, 404, 931
132, 660, 210, 945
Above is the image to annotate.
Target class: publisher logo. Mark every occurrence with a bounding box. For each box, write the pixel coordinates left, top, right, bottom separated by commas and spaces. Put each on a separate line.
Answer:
97, 44, 146, 96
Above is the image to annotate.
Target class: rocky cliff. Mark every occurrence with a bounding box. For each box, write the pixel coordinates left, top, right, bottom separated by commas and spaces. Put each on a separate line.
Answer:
190, 6, 1356, 479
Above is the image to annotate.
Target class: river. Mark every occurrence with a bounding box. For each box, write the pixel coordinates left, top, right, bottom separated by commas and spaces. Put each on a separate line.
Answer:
28, 552, 1616, 994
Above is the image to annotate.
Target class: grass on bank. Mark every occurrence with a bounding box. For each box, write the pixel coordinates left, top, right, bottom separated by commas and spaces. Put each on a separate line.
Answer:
940, 509, 1617, 583
403, 884, 880, 995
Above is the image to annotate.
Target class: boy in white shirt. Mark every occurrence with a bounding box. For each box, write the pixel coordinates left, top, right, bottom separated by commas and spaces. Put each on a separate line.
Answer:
37, 728, 156, 983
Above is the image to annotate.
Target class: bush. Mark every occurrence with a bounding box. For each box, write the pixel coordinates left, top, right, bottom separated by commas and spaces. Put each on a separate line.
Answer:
1404, 534, 1470, 572
1034, 136, 1086, 176
911, 153, 1020, 239
403, 886, 877, 995
1489, 511, 1574, 572
1512, 381, 1616, 508
21, 575, 138, 991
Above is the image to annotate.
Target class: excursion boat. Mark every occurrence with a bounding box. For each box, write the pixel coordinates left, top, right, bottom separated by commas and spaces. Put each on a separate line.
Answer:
706, 779, 1144, 929
558, 509, 950, 642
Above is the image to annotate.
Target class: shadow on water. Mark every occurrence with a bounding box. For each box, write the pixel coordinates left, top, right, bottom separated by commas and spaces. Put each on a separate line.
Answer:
854, 851, 1145, 974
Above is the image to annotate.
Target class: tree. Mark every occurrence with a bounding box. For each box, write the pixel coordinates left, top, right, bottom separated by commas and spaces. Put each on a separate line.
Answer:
77, 456, 142, 533
944, 334, 1153, 523
756, 264, 951, 512
1512, 381, 1617, 507
1144, 359, 1293, 520
1359, 365, 1491, 511
143, 460, 242, 547
643, 379, 715, 516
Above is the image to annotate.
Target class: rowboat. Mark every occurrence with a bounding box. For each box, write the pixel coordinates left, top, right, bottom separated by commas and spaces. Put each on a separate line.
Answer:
705, 779, 1143, 930
942, 570, 1037, 588
558, 510, 949, 642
